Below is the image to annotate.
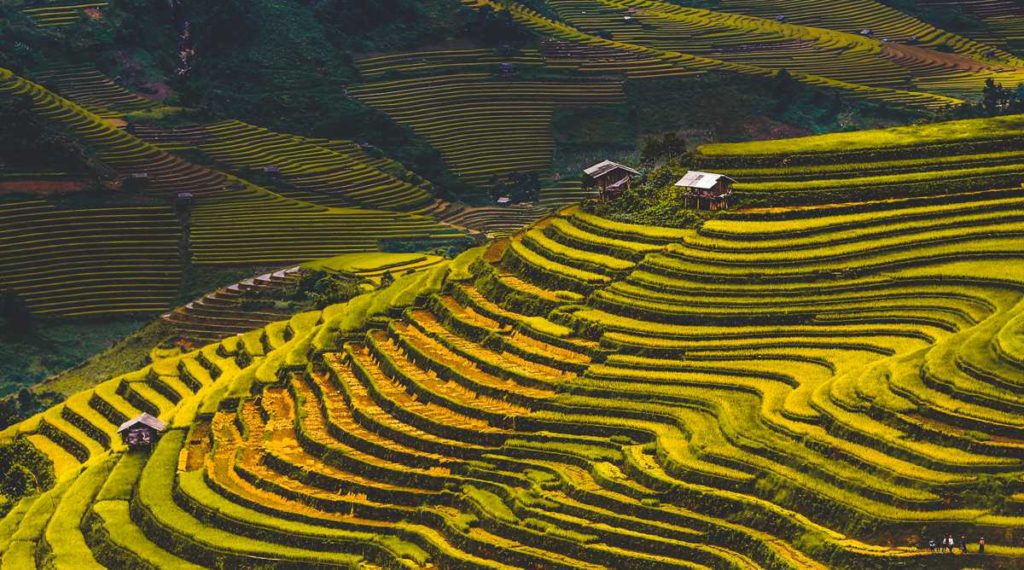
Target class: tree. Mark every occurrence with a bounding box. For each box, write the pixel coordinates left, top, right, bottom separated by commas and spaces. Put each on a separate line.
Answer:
465, 6, 528, 46
641, 132, 688, 166
582, 173, 597, 190
772, 68, 801, 112
982, 78, 1007, 115
16, 389, 35, 413
305, 274, 360, 309
489, 171, 540, 204
0, 464, 35, 498
0, 439, 53, 500
0, 92, 111, 176
0, 290, 32, 335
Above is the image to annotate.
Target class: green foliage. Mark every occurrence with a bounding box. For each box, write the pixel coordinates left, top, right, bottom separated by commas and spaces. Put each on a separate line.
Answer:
941, 78, 1024, 119
0, 389, 62, 432
0, 92, 103, 175
16, 318, 173, 401
0, 290, 32, 335
299, 272, 363, 310
586, 166, 715, 228
459, 5, 531, 47
0, 315, 160, 400
489, 171, 541, 203
553, 106, 636, 151
314, 0, 464, 52
624, 73, 920, 142
240, 271, 362, 313
167, 0, 468, 192
640, 132, 689, 167
0, 438, 54, 503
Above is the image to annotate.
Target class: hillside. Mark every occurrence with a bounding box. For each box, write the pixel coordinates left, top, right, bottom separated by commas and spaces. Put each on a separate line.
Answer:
3, 110, 1024, 566
4, 2, 1024, 568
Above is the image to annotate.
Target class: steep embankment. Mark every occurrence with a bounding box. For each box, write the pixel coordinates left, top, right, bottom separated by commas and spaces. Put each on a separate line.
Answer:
695, 113, 1024, 205
3, 117, 1024, 566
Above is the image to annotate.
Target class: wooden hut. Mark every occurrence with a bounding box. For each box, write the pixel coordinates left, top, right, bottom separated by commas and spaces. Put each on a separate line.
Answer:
675, 170, 735, 210
118, 413, 167, 450
584, 160, 640, 201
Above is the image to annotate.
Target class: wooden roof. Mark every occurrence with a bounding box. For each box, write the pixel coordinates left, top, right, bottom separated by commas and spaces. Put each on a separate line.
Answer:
675, 170, 734, 190
117, 413, 168, 433
585, 160, 640, 179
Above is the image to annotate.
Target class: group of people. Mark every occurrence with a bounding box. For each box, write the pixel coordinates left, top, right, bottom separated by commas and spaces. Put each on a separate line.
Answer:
927, 535, 985, 554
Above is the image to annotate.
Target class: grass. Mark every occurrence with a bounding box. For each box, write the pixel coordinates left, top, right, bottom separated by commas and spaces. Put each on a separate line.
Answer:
25, 318, 174, 399
0, 317, 152, 398
304, 253, 437, 275
698, 114, 1024, 157
7, 2, 1024, 567
5, 191, 1024, 564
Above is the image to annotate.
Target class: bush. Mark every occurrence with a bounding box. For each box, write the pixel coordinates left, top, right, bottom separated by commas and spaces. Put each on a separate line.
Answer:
586, 166, 717, 228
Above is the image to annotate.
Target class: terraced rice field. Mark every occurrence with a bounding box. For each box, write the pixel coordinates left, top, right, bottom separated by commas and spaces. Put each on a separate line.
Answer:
348, 73, 625, 186
0, 200, 181, 317
919, 0, 1024, 53
6, 140, 1024, 566
458, 0, 1024, 109
162, 267, 308, 345
188, 182, 462, 265
31, 65, 158, 118
0, 65, 467, 315
20, 2, 106, 28
178, 120, 436, 212
695, 113, 1024, 204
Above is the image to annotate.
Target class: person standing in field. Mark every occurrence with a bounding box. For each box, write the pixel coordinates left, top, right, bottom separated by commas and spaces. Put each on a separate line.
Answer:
978, 537, 985, 553
959, 535, 967, 553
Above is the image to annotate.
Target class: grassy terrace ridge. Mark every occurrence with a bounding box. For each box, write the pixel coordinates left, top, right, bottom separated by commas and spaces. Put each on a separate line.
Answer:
0, 199, 181, 316
698, 114, 1024, 157
463, 0, 995, 111
348, 71, 626, 187
4, 182, 1024, 568
0, 64, 469, 315
535, 0, 1024, 101
8, 3, 1024, 565
686, 113, 1024, 205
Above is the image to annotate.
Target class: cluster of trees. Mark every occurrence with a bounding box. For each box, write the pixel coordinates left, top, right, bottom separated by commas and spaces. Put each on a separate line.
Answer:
489, 171, 540, 204
299, 271, 363, 309
944, 79, 1024, 118
310, 0, 432, 39
584, 166, 713, 229
0, 441, 42, 501
0, 290, 31, 336
0, 389, 61, 433
640, 132, 688, 166
458, 4, 529, 47
240, 271, 362, 312
0, 93, 108, 175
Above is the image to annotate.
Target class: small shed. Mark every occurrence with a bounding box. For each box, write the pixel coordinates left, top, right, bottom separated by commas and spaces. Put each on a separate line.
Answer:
584, 160, 640, 201
675, 170, 735, 210
121, 172, 150, 191
118, 413, 167, 450
174, 191, 195, 213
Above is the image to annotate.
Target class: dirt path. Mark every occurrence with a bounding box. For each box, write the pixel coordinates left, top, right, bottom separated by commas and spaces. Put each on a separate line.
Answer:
0, 179, 90, 194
